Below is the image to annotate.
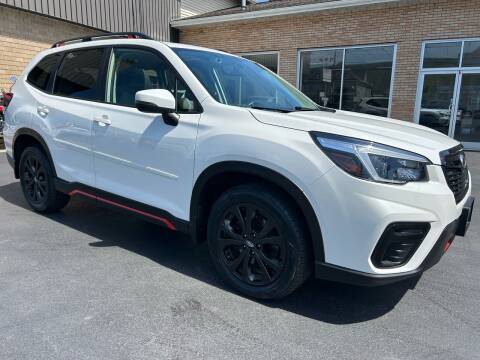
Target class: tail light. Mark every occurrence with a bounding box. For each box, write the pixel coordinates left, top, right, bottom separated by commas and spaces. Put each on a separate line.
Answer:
3, 92, 13, 107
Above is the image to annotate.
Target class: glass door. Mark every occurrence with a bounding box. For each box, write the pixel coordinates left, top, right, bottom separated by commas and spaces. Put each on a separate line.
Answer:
452, 72, 480, 150
417, 72, 459, 136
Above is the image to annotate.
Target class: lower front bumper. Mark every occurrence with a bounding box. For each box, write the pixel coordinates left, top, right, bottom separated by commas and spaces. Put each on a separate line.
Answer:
315, 197, 474, 286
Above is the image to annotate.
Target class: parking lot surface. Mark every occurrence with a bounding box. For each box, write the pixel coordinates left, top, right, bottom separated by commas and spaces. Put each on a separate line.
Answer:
0, 151, 479, 360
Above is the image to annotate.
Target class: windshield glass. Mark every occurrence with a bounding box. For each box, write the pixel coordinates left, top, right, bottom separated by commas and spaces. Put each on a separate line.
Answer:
173, 48, 324, 113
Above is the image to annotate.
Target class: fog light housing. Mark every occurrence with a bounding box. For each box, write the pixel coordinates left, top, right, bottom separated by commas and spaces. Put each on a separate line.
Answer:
372, 222, 430, 268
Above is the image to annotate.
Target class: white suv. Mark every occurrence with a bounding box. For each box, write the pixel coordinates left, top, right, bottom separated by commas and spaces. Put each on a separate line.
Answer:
3, 33, 474, 299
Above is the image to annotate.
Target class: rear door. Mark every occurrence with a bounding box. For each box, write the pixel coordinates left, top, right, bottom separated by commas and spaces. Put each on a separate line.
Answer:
35, 47, 108, 186
92, 46, 201, 221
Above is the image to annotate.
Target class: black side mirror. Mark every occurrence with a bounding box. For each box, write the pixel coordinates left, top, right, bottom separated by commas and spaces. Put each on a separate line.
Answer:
135, 89, 179, 126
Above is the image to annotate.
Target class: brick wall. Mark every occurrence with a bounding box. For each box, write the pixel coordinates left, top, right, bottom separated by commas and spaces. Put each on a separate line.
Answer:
179, 0, 480, 121
0, 5, 100, 90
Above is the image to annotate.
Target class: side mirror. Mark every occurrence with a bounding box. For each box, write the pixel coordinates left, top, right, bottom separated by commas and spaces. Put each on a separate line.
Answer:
135, 89, 179, 126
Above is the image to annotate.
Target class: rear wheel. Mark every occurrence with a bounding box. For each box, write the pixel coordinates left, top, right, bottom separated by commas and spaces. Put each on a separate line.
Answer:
208, 184, 311, 299
19, 146, 70, 213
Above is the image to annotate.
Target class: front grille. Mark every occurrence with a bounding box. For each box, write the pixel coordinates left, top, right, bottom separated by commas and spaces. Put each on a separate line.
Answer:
440, 145, 469, 203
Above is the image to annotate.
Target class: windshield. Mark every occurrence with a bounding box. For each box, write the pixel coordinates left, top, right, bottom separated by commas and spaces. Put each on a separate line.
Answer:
173, 48, 327, 113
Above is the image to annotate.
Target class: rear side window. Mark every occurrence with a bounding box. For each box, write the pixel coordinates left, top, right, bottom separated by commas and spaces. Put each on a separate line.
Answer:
54, 48, 105, 101
27, 54, 60, 91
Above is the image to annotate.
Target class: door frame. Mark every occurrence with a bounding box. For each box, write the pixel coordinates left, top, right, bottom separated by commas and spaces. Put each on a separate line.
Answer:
454, 69, 480, 151
414, 69, 460, 137
414, 38, 480, 150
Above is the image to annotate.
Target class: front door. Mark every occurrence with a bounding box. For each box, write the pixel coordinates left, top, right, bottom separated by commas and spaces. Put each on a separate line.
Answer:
416, 71, 480, 150
452, 72, 480, 150
416, 39, 480, 150
417, 71, 459, 137
92, 47, 201, 221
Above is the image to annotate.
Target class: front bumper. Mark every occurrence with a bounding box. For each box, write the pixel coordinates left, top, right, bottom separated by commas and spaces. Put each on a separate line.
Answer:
308, 161, 473, 278
315, 196, 474, 286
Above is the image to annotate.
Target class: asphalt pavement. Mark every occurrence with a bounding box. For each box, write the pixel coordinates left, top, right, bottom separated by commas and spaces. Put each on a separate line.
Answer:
0, 151, 479, 360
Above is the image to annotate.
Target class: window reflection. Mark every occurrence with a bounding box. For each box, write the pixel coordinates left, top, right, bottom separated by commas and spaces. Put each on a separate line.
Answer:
423, 42, 461, 68
462, 41, 480, 67
341, 46, 394, 116
241, 53, 279, 73
299, 45, 395, 117
300, 49, 343, 109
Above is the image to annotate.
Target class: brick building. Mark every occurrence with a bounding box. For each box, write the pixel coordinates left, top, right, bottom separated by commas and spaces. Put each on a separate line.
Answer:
0, 0, 245, 90
173, 0, 480, 149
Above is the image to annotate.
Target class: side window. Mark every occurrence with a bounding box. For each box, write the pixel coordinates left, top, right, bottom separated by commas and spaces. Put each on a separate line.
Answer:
27, 53, 61, 91
53, 48, 105, 101
106, 48, 199, 113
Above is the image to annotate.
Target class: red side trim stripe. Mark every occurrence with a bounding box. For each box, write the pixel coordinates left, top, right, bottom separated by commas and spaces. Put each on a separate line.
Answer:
68, 190, 176, 231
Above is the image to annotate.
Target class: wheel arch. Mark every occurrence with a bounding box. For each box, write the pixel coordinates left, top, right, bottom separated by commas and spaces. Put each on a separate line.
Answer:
12, 128, 56, 179
190, 161, 325, 263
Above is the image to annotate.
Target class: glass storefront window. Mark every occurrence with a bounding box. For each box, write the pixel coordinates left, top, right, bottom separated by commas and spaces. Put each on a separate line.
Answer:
342, 46, 394, 116
299, 45, 395, 116
423, 42, 462, 68
241, 52, 279, 73
462, 41, 480, 67
300, 49, 343, 108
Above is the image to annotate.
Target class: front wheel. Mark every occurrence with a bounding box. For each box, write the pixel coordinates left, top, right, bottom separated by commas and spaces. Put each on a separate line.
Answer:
207, 184, 311, 299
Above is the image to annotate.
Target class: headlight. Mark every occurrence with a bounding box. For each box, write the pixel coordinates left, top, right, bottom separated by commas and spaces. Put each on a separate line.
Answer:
311, 132, 431, 184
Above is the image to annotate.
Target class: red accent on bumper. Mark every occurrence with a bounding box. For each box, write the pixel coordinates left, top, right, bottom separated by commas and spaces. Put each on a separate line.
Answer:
68, 190, 176, 231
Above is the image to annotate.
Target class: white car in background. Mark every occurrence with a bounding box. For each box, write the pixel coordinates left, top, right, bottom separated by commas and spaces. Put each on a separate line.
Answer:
3, 33, 474, 299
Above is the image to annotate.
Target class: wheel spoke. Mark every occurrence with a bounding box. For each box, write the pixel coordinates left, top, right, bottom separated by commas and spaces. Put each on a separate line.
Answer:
257, 236, 283, 247
245, 205, 255, 234
254, 251, 272, 281
226, 250, 247, 271
234, 206, 246, 233
33, 183, 39, 201
242, 252, 253, 282
219, 236, 244, 247
257, 250, 281, 273
221, 222, 244, 242
256, 219, 274, 240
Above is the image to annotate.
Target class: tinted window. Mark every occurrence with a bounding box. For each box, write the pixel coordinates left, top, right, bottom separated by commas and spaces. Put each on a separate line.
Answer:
174, 48, 319, 112
341, 46, 394, 115
241, 53, 278, 73
106, 48, 199, 113
27, 54, 60, 91
462, 41, 480, 67
423, 42, 461, 68
54, 48, 104, 101
300, 49, 343, 108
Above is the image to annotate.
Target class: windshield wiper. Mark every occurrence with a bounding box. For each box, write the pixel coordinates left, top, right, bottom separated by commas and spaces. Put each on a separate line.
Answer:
249, 106, 292, 113
295, 106, 336, 113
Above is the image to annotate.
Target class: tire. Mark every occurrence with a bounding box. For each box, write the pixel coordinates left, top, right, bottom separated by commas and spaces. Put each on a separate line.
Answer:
207, 184, 311, 299
19, 146, 70, 213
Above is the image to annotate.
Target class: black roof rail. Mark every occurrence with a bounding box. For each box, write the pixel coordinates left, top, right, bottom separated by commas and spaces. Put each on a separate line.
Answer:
51, 32, 153, 48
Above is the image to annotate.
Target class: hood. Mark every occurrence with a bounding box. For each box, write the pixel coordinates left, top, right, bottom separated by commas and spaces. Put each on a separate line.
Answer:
249, 109, 459, 164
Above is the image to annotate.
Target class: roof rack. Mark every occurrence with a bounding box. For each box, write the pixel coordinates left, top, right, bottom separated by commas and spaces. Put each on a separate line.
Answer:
51, 32, 153, 48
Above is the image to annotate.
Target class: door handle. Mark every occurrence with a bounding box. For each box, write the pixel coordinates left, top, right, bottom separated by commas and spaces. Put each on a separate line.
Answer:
37, 105, 49, 117
93, 115, 111, 126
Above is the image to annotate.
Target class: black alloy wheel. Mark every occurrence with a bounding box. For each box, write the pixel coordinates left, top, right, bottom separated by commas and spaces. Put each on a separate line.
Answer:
19, 146, 70, 213
218, 203, 286, 286
22, 152, 48, 206
208, 184, 311, 299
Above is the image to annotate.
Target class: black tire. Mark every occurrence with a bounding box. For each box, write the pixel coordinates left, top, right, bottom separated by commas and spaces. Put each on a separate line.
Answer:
207, 184, 311, 299
19, 146, 70, 213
